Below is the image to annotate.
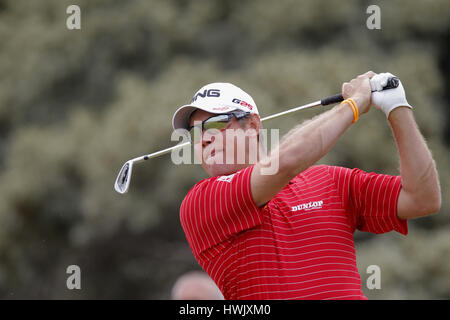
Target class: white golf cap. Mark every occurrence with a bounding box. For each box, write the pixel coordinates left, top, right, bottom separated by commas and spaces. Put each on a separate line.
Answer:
172, 82, 259, 131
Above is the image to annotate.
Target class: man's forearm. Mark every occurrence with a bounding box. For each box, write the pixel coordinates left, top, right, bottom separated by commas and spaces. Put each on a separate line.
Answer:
251, 72, 373, 207
278, 102, 354, 176
388, 107, 441, 209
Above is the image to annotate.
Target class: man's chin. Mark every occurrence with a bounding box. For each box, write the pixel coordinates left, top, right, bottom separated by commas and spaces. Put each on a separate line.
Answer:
203, 163, 248, 177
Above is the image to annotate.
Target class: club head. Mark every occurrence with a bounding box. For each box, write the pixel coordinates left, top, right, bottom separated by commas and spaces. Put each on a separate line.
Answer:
114, 161, 133, 194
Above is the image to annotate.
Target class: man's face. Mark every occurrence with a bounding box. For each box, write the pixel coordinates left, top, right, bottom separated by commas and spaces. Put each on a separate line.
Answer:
189, 109, 261, 177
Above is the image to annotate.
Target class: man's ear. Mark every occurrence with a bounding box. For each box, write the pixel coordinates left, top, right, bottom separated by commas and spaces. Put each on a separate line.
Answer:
247, 114, 262, 131
247, 114, 265, 158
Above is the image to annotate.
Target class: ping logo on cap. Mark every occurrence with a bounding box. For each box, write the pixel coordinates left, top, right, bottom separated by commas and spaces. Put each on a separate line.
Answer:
191, 89, 221, 103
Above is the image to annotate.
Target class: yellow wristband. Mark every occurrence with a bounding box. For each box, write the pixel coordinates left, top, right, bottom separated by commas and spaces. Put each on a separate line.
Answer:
341, 98, 359, 123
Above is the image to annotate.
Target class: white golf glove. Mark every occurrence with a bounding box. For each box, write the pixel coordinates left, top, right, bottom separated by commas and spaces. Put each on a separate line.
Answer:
370, 72, 412, 119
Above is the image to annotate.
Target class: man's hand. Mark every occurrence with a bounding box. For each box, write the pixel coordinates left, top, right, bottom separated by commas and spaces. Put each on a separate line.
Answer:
341, 71, 376, 115
371, 72, 413, 119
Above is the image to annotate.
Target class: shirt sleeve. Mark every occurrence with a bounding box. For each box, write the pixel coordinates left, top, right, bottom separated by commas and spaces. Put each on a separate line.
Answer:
326, 165, 408, 235
179, 165, 263, 260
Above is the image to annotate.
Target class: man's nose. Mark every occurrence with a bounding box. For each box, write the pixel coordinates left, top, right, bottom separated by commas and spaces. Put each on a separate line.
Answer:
201, 130, 213, 148
201, 127, 224, 148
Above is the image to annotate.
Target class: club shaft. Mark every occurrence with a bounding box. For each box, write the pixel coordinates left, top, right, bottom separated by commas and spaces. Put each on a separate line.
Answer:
134, 100, 323, 160
116, 76, 400, 193
260, 100, 321, 122
136, 76, 400, 160
132, 141, 191, 164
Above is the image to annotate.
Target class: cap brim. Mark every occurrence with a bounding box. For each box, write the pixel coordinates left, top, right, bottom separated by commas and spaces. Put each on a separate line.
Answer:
172, 105, 198, 131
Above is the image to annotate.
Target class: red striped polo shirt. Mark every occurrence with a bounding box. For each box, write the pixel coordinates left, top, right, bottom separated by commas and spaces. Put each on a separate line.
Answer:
179, 164, 408, 300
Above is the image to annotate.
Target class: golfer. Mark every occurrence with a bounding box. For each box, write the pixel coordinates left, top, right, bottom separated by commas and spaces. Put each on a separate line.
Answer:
171, 71, 441, 300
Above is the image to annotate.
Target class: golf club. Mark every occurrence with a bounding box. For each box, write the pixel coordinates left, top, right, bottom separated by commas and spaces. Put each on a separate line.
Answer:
114, 77, 399, 194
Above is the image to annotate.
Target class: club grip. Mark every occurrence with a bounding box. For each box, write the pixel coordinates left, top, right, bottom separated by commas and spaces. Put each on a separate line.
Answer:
320, 76, 400, 106
383, 76, 400, 90
321, 94, 344, 106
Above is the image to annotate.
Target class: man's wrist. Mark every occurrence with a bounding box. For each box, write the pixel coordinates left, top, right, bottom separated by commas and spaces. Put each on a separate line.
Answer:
388, 105, 413, 122
336, 101, 356, 125
387, 105, 413, 121
349, 96, 363, 111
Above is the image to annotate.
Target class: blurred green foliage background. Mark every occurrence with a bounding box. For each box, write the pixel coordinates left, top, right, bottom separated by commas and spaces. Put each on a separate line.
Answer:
0, 0, 449, 299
